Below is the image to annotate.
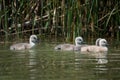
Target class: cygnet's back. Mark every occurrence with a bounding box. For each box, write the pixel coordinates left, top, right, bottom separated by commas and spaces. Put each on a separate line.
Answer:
10, 35, 38, 50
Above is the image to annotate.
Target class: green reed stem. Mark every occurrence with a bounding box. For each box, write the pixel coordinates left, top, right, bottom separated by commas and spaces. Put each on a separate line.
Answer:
0, 0, 120, 42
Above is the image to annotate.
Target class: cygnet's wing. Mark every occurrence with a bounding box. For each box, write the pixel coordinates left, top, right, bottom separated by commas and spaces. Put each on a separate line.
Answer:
10, 43, 30, 50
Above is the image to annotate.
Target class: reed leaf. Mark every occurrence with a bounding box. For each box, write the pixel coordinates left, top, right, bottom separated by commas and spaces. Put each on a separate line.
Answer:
0, 0, 120, 42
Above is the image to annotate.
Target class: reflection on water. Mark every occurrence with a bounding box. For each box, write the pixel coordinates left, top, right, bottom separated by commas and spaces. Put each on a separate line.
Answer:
28, 50, 37, 80
0, 43, 120, 80
75, 51, 108, 64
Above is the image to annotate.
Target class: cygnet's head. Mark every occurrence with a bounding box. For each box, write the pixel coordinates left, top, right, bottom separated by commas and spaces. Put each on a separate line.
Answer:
75, 36, 84, 46
99, 39, 108, 47
30, 35, 39, 45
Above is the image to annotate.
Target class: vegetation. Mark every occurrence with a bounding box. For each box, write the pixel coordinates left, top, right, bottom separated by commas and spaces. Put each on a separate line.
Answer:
0, 0, 120, 42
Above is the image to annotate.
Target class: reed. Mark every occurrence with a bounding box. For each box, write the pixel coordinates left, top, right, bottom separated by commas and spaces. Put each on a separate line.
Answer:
0, 0, 120, 42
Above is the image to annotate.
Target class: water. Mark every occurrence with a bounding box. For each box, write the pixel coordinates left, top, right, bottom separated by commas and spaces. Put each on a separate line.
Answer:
0, 43, 120, 80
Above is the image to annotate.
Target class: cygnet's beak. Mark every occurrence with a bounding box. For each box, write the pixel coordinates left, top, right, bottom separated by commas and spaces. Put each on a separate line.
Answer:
81, 41, 86, 44
36, 38, 40, 43
105, 43, 109, 46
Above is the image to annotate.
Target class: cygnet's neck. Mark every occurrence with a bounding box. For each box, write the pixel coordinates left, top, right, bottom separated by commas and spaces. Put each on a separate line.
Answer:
75, 42, 81, 46
29, 40, 35, 47
96, 38, 101, 46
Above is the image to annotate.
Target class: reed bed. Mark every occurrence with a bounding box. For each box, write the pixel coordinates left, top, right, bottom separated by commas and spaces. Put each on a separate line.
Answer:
0, 0, 120, 42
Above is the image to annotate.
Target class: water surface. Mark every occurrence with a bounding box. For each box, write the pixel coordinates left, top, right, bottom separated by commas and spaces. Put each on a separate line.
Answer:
0, 42, 120, 80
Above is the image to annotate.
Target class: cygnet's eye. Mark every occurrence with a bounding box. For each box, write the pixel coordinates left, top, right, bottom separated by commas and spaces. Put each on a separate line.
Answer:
78, 39, 82, 41
33, 37, 37, 40
103, 41, 107, 43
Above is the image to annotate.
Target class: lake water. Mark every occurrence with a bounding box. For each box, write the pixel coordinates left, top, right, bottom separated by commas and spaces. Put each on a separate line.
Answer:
0, 42, 120, 80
